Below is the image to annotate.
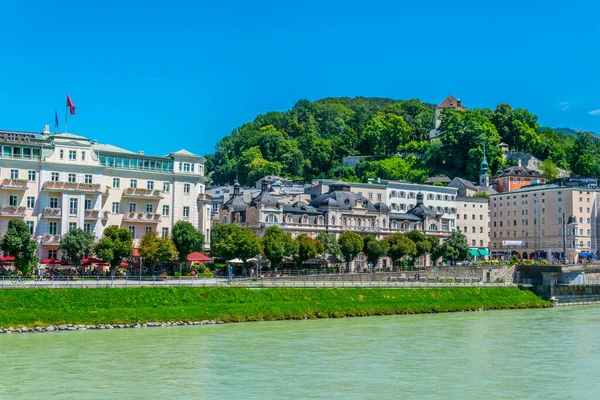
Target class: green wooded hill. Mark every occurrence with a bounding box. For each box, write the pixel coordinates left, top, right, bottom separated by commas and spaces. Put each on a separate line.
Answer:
205, 97, 598, 186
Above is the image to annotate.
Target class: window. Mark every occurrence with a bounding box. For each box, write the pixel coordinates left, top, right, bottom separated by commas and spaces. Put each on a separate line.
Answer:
22, 220, 34, 236
48, 249, 57, 259
69, 222, 77, 231
81, 151, 86, 161
129, 203, 137, 213
51, 172, 59, 182
377, 193, 382, 201
146, 204, 153, 213
472, 214, 476, 220
162, 205, 170, 216
50, 197, 58, 208
26, 196, 35, 209
513, 178, 517, 184
480, 215, 483, 220
183, 206, 190, 218
183, 163, 191, 172
67, 150, 76, 160
472, 240, 476, 246
184, 183, 190, 194
9, 195, 18, 206
480, 227, 483, 233
49, 222, 58, 235
10, 169, 18, 179
558, 197, 562, 202
112, 178, 120, 189
27, 170, 36, 182
368, 193, 373, 200
580, 207, 583, 213
84, 223, 91, 234
472, 227, 476, 233
85, 199, 92, 210
145, 227, 153, 234
457, 214, 460, 219
162, 227, 169, 238
147, 181, 154, 190
112, 202, 120, 214
128, 226, 136, 238
69, 198, 78, 216
127, 179, 136, 189
83, 174, 92, 184
68, 173, 76, 183
163, 182, 170, 193
59, 149, 64, 159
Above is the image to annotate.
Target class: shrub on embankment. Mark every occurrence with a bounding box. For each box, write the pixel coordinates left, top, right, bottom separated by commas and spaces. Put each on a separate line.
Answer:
0, 287, 551, 327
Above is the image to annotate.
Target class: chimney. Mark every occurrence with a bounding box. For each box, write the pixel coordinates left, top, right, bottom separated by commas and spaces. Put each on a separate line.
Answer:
43, 125, 50, 134
261, 180, 269, 192
93, 140, 98, 145
139, 150, 144, 155
518, 159, 522, 167
457, 98, 461, 107
367, 178, 374, 184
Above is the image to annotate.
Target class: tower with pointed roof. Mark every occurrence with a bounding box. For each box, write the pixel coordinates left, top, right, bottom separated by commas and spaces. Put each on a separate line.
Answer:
479, 148, 489, 188
428, 95, 467, 142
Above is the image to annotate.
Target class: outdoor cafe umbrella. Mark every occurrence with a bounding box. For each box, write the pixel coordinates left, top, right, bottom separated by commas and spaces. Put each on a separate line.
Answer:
228, 258, 244, 264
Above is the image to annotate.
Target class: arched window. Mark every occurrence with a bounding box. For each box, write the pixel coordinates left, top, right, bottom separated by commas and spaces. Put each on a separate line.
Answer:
444, 195, 448, 201
331, 216, 336, 226
343, 217, 348, 226
266, 214, 277, 223
317, 216, 324, 225
357, 219, 362, 227
428, 224, 437, 231
436, 195, 442, 201
382, 219, 386, 228
390, 191, 396, 198
302, 215, 309, 225
235, 213, 241, 223
286, 214, 293, 224
400, 191, 406, 198
392, 221, 397, 229
221, 217, 228, 224
371, 219, 375, 227
427, 194, 434, 200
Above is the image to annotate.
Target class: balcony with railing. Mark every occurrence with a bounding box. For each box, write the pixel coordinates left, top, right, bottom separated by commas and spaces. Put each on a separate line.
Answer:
84, 209, 100, 220
41, 234, 61, 244
123, 212, 162, 223
43, 181, 103, 193
0, 205, 26, 217
122, 188, 163, 199
42, 208, 62, 218
2, 178, 29, 190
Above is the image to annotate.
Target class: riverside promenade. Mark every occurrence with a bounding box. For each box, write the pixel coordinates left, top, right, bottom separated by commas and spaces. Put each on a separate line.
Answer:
0, 275, 516, 289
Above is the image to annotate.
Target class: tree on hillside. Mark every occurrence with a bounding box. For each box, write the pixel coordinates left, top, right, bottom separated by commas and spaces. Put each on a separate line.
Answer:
59, 228, 94, 273
172, 221, 205, 267
294, 234, 318, 269
1, 220, 38, 274
539, 159, 560, 181
362, 235, 389, 268
439, 109, 503, 181
491, 104, 541, 152
360, 112, 411, 155
260, 226, 297, 268
338, 231, 364, 264
94, 226, 133, 274
385, 232, 416, 266
442, 230, 470, 265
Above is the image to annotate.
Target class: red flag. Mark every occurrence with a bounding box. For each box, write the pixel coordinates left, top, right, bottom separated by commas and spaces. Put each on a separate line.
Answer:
66, 95, 76, 115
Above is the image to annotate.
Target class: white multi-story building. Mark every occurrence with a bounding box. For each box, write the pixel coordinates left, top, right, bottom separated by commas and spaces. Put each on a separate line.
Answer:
0, 126, 210, 259
387, 182, 458, 234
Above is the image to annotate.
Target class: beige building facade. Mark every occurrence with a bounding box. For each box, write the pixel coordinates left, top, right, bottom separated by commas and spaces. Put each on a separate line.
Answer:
489, 179, 599, 262
0, 126, 210, 259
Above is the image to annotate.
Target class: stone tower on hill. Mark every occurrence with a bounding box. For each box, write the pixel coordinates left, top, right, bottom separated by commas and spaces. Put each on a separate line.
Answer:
428, 94, 467, 142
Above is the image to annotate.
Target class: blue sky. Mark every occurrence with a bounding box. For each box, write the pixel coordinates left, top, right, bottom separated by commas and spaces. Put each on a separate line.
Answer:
1, 0, 599, 157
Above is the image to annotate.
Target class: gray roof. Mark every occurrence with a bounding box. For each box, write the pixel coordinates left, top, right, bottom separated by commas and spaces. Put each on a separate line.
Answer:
53, 132, 89, 140
250, 189, 280, 208
223, 193, 248, 212
168, 149, 201, 158
493, 165, 542, 179
389, 212, 422, 222
452, 177, 478, 191
91, 143, 136, 154
310, 188, 377, 212
282, 205, 323, 215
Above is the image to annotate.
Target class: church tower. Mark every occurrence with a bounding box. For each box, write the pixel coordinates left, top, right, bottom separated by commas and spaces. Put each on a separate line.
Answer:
479, 149, 489, 188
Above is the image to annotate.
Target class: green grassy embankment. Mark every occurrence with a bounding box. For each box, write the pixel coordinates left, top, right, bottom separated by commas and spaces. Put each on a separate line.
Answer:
0, 287, 551, 327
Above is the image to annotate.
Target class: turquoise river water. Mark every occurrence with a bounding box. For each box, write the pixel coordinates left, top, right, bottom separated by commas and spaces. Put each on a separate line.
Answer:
1, 306, 600, 399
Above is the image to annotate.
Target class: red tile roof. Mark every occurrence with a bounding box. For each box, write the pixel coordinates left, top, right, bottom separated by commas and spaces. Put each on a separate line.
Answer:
437, 95, 467, 110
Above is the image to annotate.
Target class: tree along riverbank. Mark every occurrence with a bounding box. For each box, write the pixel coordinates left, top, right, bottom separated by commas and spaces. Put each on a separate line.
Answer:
0, 287, 551, 329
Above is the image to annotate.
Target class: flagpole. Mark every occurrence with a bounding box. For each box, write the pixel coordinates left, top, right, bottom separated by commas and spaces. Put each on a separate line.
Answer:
65, 101, 68, 133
